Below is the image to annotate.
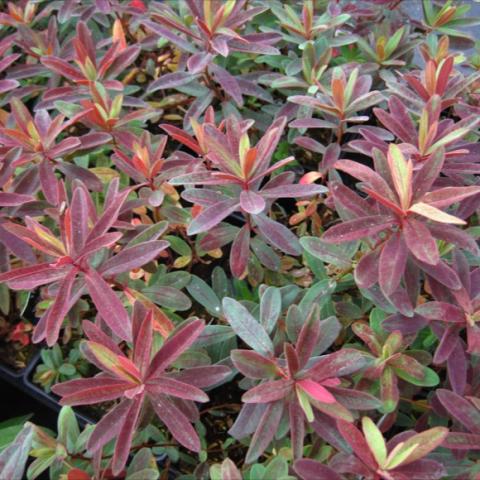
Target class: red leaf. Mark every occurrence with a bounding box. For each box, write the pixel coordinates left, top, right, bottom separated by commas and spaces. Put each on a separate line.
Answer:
403, 218, 439, 265
85, 268, 132, 342
229, 224, 250, 278
148, 318, 204, 378
379, 232, 408, 296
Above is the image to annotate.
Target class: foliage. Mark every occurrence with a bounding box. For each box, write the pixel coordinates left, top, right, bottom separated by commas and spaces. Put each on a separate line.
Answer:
0, 0, 479, 479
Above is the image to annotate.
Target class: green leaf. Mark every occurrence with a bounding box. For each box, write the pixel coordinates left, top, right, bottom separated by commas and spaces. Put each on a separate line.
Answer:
259, 286, 281, 334
390, 354, 439, 387
186, 275, 221, 317
296, 388, 314, 422
165, 235, 192, 257
54, 100, 83, 117
384, 27, 405, 58
385, 442, 418, 470
263, 455, 289, 478
222, 298, 273, 354
57, 407, 80, 453
0, 415, 31, 451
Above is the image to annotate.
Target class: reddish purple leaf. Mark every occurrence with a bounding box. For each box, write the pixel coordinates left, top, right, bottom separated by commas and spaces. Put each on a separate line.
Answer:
379, 232, 408, 296
85, 268, 132, 342
323, 216, 393, 243
403, 218, 439, 265
151, 396, 201, 452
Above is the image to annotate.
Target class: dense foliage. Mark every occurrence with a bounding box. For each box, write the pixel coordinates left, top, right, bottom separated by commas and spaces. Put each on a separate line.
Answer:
0, 1, 479, 479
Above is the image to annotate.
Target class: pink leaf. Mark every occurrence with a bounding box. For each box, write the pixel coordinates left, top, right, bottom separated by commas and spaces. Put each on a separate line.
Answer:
297, 379, 336, 404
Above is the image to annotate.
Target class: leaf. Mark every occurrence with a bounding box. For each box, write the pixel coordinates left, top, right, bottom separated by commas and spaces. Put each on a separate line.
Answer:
297, 387, 315, 422
442, 432, 480, 450
390, 354, 439, 387
387, 143, 412, 210
294, 460, 343, 480
53, 377, 133, 406
300, 237, 352, 269
188, 198, 240, 235
0, 263, 66, 290
44, 269, 77, 346
100, 240, 169, 276
245, 400, 284, 464
147, 72, 198, 92
322, 216, 394, 243
218, 458, 242, 480
57, 407, 80, 453
254, 214, 302, 256
380, 366, 399, 413
242, 379, 293, 403
309, 349, 369, 380
409, 202, 465, 225
0, 423, 33, 480
296, 307, 321, 368
80, 342, 139, 382
0, 415, 31, 452
422, 186, 480, 209
112, 397, 144, 476
385, 427, 448, 467
222, 298, 273, 354
259, 286, 281, 334
297, 379, 336, 404
146, 377, 208, 402
379, 232, 408, 296
240, 190, 266, 214
362, 417, 387, 468
437, 389, 480, 434
186, 275, 221, 317
337, 420, 378, 469
85, 268, 132, 342
415, 302, 465, 323
261, 184, 328, 198
403, 218, 439, 265
231, 350, 278, 379
148, 318, 205, 377
334, 159, 396, 202
230, 224, 250, 279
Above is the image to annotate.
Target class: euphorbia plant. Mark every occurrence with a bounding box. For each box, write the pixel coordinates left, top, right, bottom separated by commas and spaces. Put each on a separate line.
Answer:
169, 115, 327, 277
0, 180, 169, 345
413, 249, 480, 391
144, 0, 280, 112
224, 299, 374, 463
289, 67, 384, 143
271, 1, 350, 45
73, 82, 157, 143
356, 25, 417, 67
322, 144, 480, 304
41, 20, 139, 92
112, 131, 200, 208
0, 97, 103, 205
352, 321, 439, 412
383, 56, 480, 112
295, 417, 448, 480
52, 303, 231, 476
351, 95, 480, 167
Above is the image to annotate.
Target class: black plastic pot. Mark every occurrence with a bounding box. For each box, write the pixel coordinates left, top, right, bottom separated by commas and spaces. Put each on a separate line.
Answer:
23, 352, 95, 428
0, 290, 41, 378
